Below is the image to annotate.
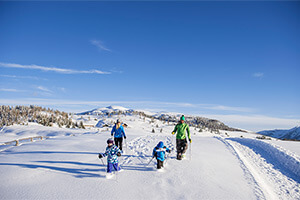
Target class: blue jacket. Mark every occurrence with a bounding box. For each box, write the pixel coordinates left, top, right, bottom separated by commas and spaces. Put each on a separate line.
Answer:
102, 145, 122, 164
152, 145, 170, 162
111, 124, 126, 138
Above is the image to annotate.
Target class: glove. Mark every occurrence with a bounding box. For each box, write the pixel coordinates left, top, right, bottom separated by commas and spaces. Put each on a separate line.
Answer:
98, 153, 103, 159
172, 132, 175, 135
124, 136, 126, 139
117, 152, 121, 157
189, 139, 192, 143
111, 134, 113, 136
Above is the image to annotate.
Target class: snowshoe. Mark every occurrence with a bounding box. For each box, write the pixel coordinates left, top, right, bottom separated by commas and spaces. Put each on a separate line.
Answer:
106, 172, 115, 179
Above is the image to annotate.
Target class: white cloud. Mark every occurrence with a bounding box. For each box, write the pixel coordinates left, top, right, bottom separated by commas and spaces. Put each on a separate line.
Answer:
37, 86, 52, 93
0, 74, 48, 81
58, 87, 66, 93
90, 40, 112, 52
204, 114, 300, 132
0, 62, 110, 75
205, 105, 255, 113
0, 88, 26, 92
253, 72, 264, 78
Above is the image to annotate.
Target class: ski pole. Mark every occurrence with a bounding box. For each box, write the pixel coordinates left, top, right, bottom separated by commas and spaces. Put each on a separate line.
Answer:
125, 138, 127, 153
189, 142, 192, 161
100, 157, 105, 166
165, 153, 170, 165
164, 148, 173, 165
145, 156, 154, 167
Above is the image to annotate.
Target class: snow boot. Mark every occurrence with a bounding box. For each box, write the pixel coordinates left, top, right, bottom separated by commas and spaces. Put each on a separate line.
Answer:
177, 153, 182, 160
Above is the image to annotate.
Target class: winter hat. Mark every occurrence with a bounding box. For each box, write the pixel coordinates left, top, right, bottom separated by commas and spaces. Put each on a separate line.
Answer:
116, 119, 120, 123
180, 115, 185, 121
107, 138, 114, 144
157, 141, 164, 148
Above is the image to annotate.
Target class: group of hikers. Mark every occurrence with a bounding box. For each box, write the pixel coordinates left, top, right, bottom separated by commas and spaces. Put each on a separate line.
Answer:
98, 115, 191, 174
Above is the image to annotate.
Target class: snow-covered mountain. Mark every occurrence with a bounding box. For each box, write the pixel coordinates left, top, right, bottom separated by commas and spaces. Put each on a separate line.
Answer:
77, 106, 245, 132
77, 105, 133, 115
258, 126, 300, 141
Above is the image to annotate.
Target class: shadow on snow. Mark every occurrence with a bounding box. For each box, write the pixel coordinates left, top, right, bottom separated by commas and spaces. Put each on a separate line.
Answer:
0, 152, 156, 179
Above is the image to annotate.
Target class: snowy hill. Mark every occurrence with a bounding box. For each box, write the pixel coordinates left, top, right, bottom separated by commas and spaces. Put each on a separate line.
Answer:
77, 105, 132, 115
258, 126, 300, 141
0, 112, 300, 199
77, 106, 245, 132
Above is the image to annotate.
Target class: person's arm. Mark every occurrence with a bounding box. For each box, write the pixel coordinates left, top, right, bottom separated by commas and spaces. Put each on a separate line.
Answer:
122, 126, 126, 139
111, 126, 115, 136
172, 124, 178, 134
152, 148, 157, 157
165, 147, 171, 153
103, 148, 109, 157
186, 124, 191, 142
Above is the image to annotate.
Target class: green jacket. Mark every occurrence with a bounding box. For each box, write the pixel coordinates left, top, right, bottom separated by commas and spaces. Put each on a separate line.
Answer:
173, 122, 191, 140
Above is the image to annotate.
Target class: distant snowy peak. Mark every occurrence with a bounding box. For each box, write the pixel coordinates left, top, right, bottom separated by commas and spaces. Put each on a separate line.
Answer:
77, 106, 131, 115
77, 106, 244, 132
258, 126, 300, 141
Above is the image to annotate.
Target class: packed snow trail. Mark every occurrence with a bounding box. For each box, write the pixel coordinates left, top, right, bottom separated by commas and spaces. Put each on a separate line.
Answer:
218, 137, 300, 200
0, 126, 299, 199
0, 133, 259, 199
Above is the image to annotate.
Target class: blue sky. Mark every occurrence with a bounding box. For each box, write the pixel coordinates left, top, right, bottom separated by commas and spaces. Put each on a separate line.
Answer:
0, 1, 299, 131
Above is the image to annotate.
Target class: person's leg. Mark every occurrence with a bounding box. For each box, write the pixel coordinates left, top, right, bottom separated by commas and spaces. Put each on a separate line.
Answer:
114, 138, 119, 148
107, 163, 113, 173
181, 139, 188, 155
119, 138, 123, 151
157, 159, 163, 169
176, 139, 182, 160
113, 163, 121, 171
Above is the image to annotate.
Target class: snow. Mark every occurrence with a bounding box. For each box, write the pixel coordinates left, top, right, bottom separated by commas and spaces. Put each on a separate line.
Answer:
0, 114, 300, 199
258, 126, 300, 140
77, 105, 130, 115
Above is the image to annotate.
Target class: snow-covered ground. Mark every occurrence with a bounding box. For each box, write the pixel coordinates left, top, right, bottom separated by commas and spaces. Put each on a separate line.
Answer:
0, 114, 299, 199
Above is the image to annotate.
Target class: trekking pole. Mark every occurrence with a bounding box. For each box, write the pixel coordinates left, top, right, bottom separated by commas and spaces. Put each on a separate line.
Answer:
99, 157, 105, 166
189, 142, 192, 161
164, 148, 173, 165
115, 169, 118, 182
165, 153, 170, 165
145, 156, 154, 167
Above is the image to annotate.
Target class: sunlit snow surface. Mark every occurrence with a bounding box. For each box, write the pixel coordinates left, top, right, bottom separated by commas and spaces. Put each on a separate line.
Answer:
0, 113, 299, 199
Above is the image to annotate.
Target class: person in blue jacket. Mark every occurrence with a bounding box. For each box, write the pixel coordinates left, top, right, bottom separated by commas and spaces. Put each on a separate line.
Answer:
111, 119, 126, 151
98, 138, 122, 173
152, 141, 171, 169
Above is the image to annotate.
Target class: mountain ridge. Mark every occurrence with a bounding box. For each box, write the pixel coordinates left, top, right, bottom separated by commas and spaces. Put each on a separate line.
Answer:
258, 126, 300, 141
77, 106, 246, 132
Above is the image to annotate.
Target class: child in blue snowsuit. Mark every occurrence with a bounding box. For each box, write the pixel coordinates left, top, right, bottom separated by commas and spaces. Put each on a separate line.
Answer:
99, 138, 122, 173
152, 141, 171, 169
111, 119, 126, 151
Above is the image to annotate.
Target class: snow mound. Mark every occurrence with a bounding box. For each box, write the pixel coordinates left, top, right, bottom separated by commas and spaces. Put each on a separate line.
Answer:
95, 120, 106, 128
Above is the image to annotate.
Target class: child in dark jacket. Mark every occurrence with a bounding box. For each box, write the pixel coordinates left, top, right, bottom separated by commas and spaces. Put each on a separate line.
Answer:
98, 138, 122, 173
152, 141, 171, 169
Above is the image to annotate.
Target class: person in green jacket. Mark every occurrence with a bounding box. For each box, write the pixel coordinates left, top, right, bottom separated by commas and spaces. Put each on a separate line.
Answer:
172, 115, 191, 160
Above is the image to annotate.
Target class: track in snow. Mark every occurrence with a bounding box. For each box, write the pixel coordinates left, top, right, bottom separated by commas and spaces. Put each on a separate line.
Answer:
121, 134, 175, 168
216, 136, 300, 200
